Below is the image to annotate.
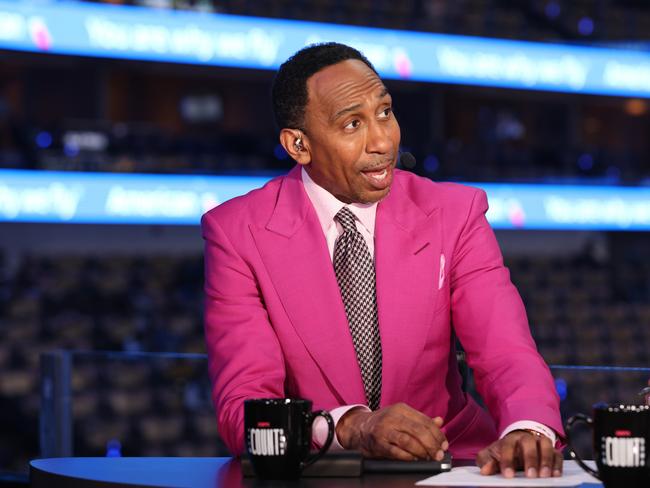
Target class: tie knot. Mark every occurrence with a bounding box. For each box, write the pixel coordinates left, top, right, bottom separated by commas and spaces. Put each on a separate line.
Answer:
335, 207, 358, 233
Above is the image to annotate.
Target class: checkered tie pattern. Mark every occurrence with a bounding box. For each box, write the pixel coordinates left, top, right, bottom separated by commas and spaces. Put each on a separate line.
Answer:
333, 207, 382, 410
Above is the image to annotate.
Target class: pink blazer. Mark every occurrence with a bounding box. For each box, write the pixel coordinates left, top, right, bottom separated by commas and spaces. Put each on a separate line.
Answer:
202, 166, 563, 459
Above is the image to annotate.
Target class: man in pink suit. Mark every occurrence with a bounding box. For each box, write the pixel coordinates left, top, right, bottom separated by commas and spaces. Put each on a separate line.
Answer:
202, 43, 564, 478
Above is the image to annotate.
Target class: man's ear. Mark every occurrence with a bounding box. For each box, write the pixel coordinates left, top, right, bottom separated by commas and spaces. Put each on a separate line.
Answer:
279, 128, 311, 165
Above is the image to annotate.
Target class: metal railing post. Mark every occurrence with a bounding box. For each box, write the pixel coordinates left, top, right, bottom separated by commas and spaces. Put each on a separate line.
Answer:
39, 350, 73, 458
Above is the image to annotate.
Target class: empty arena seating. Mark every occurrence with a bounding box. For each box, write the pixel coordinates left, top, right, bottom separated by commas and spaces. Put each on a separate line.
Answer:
1, 251, 648, 470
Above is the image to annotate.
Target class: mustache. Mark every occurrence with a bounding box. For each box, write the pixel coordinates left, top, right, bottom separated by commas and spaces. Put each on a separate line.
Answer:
360, 156, 396, 172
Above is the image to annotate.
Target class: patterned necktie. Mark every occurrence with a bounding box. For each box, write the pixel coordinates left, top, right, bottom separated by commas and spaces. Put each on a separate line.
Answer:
333, 207, 382, 410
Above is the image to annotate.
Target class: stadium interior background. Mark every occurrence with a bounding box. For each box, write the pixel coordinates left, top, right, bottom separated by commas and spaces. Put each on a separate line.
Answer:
1, 0, 650, 476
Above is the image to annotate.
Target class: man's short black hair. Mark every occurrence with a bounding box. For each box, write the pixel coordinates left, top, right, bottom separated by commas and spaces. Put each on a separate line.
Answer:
271, 42, 377, 131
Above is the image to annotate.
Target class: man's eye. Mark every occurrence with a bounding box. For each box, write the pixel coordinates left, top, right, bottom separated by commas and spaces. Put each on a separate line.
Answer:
379, 107, 392, 118
345, 119, 360, 130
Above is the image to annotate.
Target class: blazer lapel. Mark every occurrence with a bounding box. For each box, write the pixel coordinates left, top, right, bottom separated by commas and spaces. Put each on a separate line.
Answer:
250, 167, 366, 405
375, 176, 443, 406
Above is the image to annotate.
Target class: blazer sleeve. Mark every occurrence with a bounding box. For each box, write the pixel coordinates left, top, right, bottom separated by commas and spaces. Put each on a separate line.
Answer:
202, 211, 286, 456
449, 189, 564, 438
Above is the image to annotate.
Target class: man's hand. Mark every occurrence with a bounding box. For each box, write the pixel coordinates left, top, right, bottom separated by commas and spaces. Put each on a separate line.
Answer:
476, 430, 563, 478
335, 403, 448, 461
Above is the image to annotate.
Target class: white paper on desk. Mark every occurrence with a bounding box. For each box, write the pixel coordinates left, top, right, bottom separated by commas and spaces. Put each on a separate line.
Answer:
416, 460, 602, 486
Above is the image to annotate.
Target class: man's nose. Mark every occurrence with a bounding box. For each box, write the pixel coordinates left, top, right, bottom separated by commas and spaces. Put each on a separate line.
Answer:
365, 119, 392, 154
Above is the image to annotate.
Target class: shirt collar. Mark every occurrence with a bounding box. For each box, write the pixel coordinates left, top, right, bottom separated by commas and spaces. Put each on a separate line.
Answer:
301, 166, 376, 236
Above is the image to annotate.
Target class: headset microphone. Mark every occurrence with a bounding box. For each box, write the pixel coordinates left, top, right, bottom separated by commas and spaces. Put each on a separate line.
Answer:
399, 152, 416, 169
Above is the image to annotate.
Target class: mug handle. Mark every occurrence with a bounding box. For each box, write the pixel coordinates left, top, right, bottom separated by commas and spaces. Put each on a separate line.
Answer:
565, 414, 601, 480
303, 410, 335, 468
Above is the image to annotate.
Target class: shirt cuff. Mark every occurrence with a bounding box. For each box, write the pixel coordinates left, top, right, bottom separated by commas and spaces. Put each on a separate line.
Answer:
313, 404, 370, 450
500, 420, 558, 446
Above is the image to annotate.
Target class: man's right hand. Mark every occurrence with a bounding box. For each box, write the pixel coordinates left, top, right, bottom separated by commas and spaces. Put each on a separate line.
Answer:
335, 403, 449, 461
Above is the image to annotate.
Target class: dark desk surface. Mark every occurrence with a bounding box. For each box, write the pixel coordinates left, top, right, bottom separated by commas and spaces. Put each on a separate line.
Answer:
29, 457, 601, 488
30, 457, 430, 488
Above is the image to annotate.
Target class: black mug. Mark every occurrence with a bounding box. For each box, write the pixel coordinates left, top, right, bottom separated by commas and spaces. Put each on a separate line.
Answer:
244, 398, 335, 479
566, 404, 650, 487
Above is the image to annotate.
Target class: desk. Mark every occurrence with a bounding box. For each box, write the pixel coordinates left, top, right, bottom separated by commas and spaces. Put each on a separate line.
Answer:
30, 458, 427, 487
30, 457, 599, 488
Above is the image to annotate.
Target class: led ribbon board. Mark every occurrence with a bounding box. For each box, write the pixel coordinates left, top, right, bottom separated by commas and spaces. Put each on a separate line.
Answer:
2, 1, 650, 97
0, 169, 270, 225
1, 169, 649, 230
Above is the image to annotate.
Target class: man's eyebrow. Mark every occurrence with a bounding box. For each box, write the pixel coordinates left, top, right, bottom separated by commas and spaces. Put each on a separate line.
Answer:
331, 87, 391, 122
332, 103, 362, 122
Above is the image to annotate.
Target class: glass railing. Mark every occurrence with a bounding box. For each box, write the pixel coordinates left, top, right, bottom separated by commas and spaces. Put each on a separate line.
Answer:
40, 350, 228, 459
40, 350, 650, 460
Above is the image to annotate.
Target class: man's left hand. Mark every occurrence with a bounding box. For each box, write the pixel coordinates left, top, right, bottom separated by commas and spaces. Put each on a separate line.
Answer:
476, 430, 563, 478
